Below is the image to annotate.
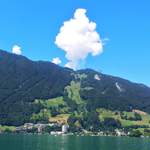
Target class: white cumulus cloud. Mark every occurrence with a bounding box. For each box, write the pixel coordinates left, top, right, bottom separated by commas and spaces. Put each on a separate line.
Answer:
52, 57, 62, 65
55, 8, 103, 70
12, 45, 22, 55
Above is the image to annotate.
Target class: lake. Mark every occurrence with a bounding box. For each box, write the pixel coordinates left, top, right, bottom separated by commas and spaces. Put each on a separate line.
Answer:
0, 134, 150, 150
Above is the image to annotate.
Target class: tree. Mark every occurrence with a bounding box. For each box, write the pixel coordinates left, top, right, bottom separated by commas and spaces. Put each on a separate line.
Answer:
103, 117, 121, 130
67, 114, 81, 132
80, 111, 101, 131
134, 113, 142, 121
51, 107, 59, 117
129, 130, 142, 137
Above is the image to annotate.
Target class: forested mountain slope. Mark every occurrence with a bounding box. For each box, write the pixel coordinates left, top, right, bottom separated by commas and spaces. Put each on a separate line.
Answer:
0, 50, 150, 125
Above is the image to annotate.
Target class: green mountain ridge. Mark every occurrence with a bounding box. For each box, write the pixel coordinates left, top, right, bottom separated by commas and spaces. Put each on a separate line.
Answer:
0, 49, 150, 127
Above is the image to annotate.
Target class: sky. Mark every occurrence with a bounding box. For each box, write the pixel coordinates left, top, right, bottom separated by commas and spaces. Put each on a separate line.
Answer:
0, 0, 150, 86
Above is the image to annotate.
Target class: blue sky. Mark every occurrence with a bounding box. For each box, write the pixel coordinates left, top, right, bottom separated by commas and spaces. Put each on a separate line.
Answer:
0, 0, 150, 86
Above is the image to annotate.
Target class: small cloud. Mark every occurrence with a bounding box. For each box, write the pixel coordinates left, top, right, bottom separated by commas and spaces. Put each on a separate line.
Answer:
55, 8, 104, 70
12, 45, 22, 55
102, 38, 109, 45
52, 57, 62, 65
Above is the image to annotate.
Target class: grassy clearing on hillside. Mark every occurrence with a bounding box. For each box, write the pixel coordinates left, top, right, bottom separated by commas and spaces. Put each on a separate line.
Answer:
0, 125, 16, 132
97, 108, 150, 127
31, 109, 52, 121
44, 97, 65, 107
34, 97, 66, 108
71, 73, 87, 80
32, 97, 70, 122
49, 114, 70, 124
65, 81, 83, 104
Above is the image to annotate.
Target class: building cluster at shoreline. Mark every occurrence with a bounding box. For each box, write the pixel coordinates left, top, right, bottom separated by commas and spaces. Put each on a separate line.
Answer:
15, 123, 69, 135
1, 122, 150, 138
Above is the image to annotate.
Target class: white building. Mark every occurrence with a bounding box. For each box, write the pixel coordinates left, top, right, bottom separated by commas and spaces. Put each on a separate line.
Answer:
23, 123, 34, 130
62, 125, 69, 133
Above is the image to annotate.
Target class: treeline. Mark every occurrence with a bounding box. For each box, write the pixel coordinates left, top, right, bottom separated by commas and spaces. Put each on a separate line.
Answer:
67, 111, 121, 132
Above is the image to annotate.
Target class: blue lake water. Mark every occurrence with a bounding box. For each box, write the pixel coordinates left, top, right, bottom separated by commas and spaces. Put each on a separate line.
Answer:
0, 134, 150, 150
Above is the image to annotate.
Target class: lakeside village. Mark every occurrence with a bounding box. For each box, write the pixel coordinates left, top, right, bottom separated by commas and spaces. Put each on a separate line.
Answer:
0, 122, 127, 136
0, 121, 148, 138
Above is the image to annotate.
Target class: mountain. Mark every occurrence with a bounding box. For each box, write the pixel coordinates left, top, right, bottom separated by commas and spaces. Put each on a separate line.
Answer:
78, 69, 150, 112
0, 50, 73, 125
0, 49, 150, 126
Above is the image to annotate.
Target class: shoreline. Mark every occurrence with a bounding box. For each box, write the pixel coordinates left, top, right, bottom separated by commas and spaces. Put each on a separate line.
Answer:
0, 132, 150, 138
